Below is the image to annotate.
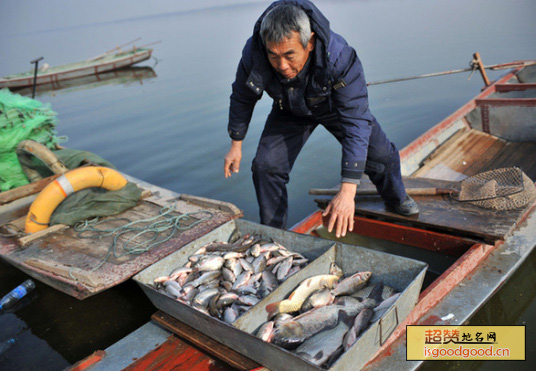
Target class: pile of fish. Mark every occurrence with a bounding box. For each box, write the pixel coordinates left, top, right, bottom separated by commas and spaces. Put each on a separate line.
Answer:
255, 265, 400, 368
153, 233, 309, 323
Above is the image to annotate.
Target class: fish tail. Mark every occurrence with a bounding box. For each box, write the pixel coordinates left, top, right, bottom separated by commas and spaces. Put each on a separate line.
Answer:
265, 302, 280, 318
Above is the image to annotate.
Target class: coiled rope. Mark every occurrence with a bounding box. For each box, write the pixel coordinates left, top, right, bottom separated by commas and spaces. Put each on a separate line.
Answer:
73, 203, 213, 274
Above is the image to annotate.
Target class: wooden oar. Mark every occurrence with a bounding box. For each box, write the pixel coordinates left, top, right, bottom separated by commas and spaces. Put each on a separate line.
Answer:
87, 38, 142, 61
309, 187, 452, 196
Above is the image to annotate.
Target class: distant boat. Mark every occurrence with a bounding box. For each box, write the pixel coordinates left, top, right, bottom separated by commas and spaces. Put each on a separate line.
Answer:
0, 47, 153, 89
11, 66, 157, 97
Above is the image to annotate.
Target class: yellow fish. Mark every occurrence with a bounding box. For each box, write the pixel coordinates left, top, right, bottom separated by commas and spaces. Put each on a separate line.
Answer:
265, 274, 340, 318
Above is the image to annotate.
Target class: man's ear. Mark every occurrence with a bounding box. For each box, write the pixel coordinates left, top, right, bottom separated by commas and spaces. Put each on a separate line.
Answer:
308, 32, 315, 52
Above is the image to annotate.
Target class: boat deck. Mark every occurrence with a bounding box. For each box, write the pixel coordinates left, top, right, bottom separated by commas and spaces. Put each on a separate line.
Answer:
413, 127, 536, 181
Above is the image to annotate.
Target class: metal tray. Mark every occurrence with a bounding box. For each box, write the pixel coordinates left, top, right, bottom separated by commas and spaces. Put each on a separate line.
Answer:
133, 219, 427, 370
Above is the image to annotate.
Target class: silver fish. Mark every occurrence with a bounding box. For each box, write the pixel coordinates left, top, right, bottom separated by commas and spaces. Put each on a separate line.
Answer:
256, 321, 275, 342
195, 256, 224, 272
216, 292, 239, 308
220, 280, 233, 292
182, 286, 199, 302
252, 255, 267, 274
240, 258, 254, 272
193, 287, 220, 308
276, 257, 294, 281
331, 271, 372, 297
223, 251, 244, 260
238, 294, 260, 306
249, 243, 261, 257
295, 311, 355, 366
185, 270, 221, 288
371, 293, 401, 322
221, 267, 236, 283
266, 255, 288, 266
235, 283, 257, 296
273, 313, 294, 328
343, 307, 374, 351
351, 283, 398, 301
329, 262, 344, 277
300, 288, 334, 313
163, 281, 182, 299
232, 271, 252, 291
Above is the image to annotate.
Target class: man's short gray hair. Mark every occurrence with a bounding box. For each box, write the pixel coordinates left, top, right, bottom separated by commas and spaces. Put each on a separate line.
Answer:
260, 4, 312, 48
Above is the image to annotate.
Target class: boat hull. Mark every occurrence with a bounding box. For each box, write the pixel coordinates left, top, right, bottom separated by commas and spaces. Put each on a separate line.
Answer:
0, 49, 152, 89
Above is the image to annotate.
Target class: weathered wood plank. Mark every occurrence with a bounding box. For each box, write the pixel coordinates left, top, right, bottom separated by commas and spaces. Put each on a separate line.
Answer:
0, 195, 241, 299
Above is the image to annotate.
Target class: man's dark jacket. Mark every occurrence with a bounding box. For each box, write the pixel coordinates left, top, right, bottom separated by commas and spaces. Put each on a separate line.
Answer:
228, 0, 378, 182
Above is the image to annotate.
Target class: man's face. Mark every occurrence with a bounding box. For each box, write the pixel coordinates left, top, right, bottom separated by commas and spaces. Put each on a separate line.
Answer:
265, 31, 315, 80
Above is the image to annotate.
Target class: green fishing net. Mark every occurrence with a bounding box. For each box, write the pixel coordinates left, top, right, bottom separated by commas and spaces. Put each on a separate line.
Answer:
0, 89, 62, 191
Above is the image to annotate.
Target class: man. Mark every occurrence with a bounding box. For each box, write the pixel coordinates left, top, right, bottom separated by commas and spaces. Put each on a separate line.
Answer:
224, 0, 418, 237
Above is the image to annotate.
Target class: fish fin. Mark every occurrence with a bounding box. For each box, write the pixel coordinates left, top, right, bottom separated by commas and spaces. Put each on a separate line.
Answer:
325, 346, 344, 368
313, 350, 324, 361
265, 302, 280, 318
368, 282, 384, 304
337, 310, 356, 327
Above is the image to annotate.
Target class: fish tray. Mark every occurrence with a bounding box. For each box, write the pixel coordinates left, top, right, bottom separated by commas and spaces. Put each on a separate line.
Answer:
133, 219, 428, 370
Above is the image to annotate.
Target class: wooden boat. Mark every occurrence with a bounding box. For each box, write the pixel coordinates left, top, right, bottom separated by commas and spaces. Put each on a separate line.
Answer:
10, 66, 157, 97
75, 59, 535, 370
0, 47, 153, 89
2, 58, 535, 370
290, 59, 536, 369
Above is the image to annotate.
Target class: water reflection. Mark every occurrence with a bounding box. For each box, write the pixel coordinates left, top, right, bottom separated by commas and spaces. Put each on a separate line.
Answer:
11, 66, 157, 98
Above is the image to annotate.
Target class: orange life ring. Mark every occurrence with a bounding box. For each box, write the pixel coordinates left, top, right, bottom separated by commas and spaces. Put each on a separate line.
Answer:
25, 166, 128, 233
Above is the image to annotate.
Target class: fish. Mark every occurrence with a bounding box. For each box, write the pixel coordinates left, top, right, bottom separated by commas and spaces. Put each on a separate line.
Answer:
334, 296, 363, 307
208, 293, 222, 318
221, 267, 236, 283
300, 288, 335, 313
295, 311, 355, 366
239, 258, 254, 272
239, 294, 260, 306
252, 255, 267, 274
152, 235, 308, 323
163, 280, 182, 299
249, 243, 261, 257
193, 287, 220, 308
256, 321, 275, 342
184, 270, 221, 289
331, 271, 372, 297
329, 262, 344, 277
223, 306, 238, 324
265, 274, 340, 318
194, 256, 225, 272
272, 305, 361, 349
232, 271, 253, 291
216, 292, 239, 308
351, 283, 398, 301
371, 293, 401, 322
343, 307, 374, 351
276, 257, 294, 281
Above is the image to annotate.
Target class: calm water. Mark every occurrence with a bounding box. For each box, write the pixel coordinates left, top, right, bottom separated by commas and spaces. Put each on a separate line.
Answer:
1, 0, 535, 369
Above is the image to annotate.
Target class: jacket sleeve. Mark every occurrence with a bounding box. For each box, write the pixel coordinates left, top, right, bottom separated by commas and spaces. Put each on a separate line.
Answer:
228, 39, 263, 141
330, 45, 375, 183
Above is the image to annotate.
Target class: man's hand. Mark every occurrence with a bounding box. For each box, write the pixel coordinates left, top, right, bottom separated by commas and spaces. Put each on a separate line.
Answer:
224, 140, 243, 178
322, 182, 357, 238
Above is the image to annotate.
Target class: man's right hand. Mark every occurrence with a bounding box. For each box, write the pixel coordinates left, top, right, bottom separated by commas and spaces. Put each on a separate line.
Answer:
224, 140, 243, 178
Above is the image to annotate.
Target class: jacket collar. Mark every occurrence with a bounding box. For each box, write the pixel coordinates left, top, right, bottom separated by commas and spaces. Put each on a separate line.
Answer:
247, 0, 331, 93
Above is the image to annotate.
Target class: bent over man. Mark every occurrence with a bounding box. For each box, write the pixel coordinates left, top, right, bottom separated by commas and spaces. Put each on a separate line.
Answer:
224, 0, 418, 237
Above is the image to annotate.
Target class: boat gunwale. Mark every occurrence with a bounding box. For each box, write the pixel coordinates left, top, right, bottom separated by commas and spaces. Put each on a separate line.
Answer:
0, 49, 153, 88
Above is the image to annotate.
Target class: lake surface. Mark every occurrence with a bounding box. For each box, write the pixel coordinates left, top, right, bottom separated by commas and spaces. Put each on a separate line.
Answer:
1, 0, 535, 369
